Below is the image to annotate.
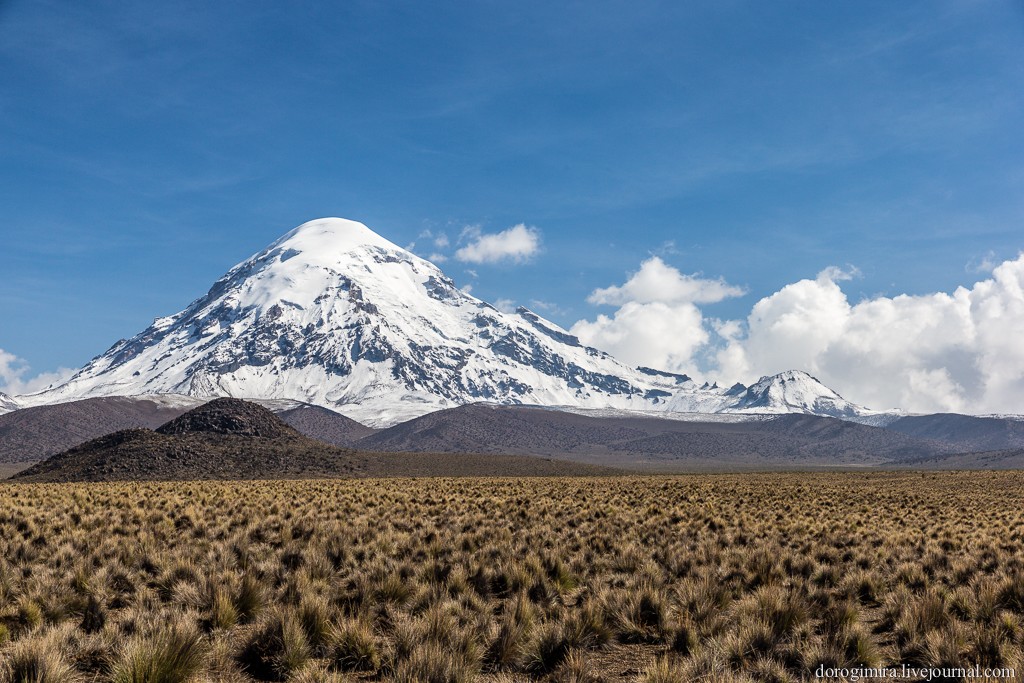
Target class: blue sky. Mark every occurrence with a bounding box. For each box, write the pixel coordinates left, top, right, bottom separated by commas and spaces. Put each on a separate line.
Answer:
2, 1, 1024, 411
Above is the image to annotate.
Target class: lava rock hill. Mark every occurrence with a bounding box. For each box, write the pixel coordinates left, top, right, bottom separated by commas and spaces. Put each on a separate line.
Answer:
13, 398, 368, 482
11, 398, 617, 482
155, 397, 298, 438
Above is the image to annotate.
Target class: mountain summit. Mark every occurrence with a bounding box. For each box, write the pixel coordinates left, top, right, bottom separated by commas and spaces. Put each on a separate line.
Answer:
24, 218, 872, 425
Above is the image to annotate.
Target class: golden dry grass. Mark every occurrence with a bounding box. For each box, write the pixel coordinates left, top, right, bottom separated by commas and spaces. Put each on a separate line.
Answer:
1, 471, 1022, 681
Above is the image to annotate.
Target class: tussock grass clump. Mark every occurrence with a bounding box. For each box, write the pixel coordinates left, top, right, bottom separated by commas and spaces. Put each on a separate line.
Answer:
326, 617, 380, 673
233, 574, 265, 624
388, 639, 478, 683
670, 616, 698, 656
525, 621, 574, 673
484, 592, 536, 669
109, 622, 205, 683
640, 656, 686, 683
0, 472, 1022, 680
609, 580, 669, 643
0, 630, 82, 683
562, 602, 613, 650
387, 603, 482, 679
296, 595, 333, 655
287, 662, 350, 682
13, 598, 43, 633
235, 609, 310, 681
79, 594, 107, 634
208, 587, 238, 631
551, 649, 605, 683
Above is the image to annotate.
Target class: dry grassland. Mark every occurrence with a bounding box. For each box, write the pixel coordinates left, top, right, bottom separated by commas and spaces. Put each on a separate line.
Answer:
1, 472, 1023, 682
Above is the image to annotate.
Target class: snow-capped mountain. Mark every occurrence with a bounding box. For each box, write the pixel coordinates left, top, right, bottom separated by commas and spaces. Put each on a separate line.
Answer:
21, 218, 873, 426
0, 392, 19, 415
730, 370, 864, 417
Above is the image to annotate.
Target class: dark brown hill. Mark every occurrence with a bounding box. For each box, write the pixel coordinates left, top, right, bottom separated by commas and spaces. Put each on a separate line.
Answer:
276, 404, 377, 445
11, 399, 619, 482
12, 400, 359, 482
356, 404, 956, 469
8, 396, 1021, 477
885, 446, 1024, 470
756, 414, 957, 462
883, 413, 1024, 452
156, 397, 298, 438
356, 404, 649, 456
0, 396, 192, 464
0, 396, 376, 465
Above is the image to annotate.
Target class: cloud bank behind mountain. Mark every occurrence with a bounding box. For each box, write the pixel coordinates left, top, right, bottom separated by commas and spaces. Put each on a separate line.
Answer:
573, 253, 1024, 414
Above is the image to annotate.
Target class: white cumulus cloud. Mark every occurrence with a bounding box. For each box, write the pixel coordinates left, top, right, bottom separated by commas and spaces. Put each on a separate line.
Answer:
572, 301, 710, 376
571, 258, 743, 376
588, 256, 746, 305
455, 224, 540, 264
716, 254, 1024, 413
571, 252, 1024, 414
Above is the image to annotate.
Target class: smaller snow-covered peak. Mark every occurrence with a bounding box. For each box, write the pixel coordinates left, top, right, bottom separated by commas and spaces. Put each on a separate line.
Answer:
731, 370, 867, 417
270, 217, 401, 255
746, 370, 843, 402
724, 382, 747, 396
